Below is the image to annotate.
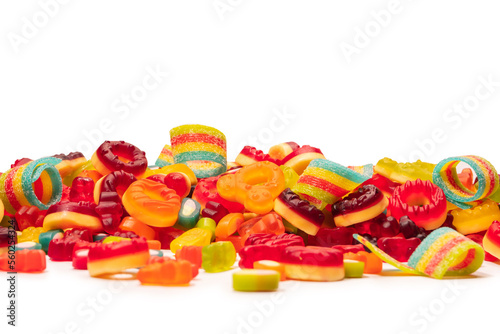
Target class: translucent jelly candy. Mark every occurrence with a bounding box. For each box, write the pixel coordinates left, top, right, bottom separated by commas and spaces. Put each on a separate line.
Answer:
399, 216, 428, 240
201, 201, 229, 223
192, 175, 244, 213
235, 146, 278, 166
377, 236, 421, 262
233, 269, 280, 292
0, 249, 46, 273
240, 213, 285, 243
292, 159, 370, 209
343, 260, 365, 278
144, 163, 197, 187
217, 161, 286, 214
39, 229, 63, 252
147, 172, 191, 199
244, 233, 304, 247
374, 157, 435, 184
308, 227, 357, 247
281, 246, 344, 281
156, 226, 184, 249
170, 124, 228, 178
15, 205, 41, 231
69, 177, 95, 203
343, 251, 382, 274
280, 145, 326, 175
122, 179, 181, 228
238, 244, 282, 269
170, 228, 212, 254
201, 241, 236, 273
483, 220, 500, 259
94, 170, 137, 234
91, 140, 148, 177
466, 233, 499, 262
450, 200, 500, 235
18, 226, 47, 243
253, 260, 286, 281
175, 245, 203, 269
387, 179, 447, 231
88, 237, 150, 277
138, 259, 194, 286
43, 201, 103, 232
48, 228, 92, 261
331, 185, 388, 227
280, 165, 299, 189
215, 213, 245, 239
274, 188, 325, 236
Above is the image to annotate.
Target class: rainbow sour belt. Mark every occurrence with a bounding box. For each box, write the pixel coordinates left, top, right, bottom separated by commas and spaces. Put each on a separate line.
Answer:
0, 158, 63, 214
170, 124, 227, 178
432, 155, 499, 209
354, 227, 485, 279
292, 159, 370, 209
155, 144, 174, 167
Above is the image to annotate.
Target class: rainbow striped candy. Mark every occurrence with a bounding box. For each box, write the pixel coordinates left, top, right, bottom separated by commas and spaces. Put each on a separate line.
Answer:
155, 144, 174, 167
348, 164, 373, 178
354, 227, 485, 279
433, 155, 499, 209
292, 159, 370, 209
0, 158, 63, 214
170, 124, 227, 178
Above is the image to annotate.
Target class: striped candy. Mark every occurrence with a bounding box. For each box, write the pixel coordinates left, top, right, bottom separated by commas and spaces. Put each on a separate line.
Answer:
155, 144, 174, 167
433, 155, 499, 209
354, 227, 485, 279
0, 158, 63, 214
348, 164, 374, 178
292, 159, 370, 209
170, 124, 227, 178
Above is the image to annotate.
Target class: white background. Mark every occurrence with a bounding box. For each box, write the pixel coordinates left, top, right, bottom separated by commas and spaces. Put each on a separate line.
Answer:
1, 1, 500, 333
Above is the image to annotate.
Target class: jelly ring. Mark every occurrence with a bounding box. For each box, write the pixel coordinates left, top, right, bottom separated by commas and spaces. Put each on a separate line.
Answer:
91, 140, 148, 177
217, 161, 286, 214
292, 159, 370, 209
387, 179, 448, 230
122, 179, 181, 228
432, 155, 499, 209
0, 158, 63, 214
170, 124, 227, 178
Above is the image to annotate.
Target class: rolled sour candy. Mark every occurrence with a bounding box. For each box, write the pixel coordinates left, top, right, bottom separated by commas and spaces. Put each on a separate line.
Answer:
292, 159, 370, 209
432, 155, 499, 209
354, 227, 485, 279
0, 158, 63, 214
170, 124, 227, 178
155, 144, 174, 167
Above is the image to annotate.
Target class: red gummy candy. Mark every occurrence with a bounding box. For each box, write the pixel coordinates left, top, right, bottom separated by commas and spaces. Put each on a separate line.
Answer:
238, 244, 282, 269
308, 227, 357, 247
69, 177, 95, 203
201, 201, 229, 223
48, 229, 92, 261
192, 176, 244, 213
377, 236, 421, 262
1, 249, 46, 273
15, 205, 40, 231
156, 226, 185, 250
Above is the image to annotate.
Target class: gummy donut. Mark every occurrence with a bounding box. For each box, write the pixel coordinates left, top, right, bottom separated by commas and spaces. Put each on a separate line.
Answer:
331, 184, 389, 227
122, 179, 181, 228
0, 158, 63, 214
274, 188, 325, 236
91, 140, 148, 177
387, 179, 448, 230
170, 124, 227, 178
94, 171, 137, 234
155, 144, 174, 167
354, 227, 485, 279
217, 161, 286, 214
292, 159, 370, 209
432, 155, 499, 209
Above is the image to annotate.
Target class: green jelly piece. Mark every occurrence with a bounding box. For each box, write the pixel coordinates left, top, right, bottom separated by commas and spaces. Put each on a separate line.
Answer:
343, 259, 365, 278
177, 198, 201, 229
196, 218, 216, 241
202, 241, 236, 273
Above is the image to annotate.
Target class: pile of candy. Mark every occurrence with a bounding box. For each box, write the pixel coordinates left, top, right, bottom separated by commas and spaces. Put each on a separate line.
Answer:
1, 124, 500, 291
